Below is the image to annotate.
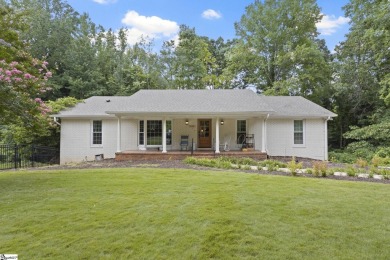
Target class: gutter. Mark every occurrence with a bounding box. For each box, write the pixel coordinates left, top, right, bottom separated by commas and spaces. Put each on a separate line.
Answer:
53, 116, 61, 126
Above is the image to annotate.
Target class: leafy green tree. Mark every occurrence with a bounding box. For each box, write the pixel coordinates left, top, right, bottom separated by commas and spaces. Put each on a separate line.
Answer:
0, 4, 27, 62
61, 16, 106, 99
174, 25, 216, 89
0, 96, 80, 146
127, 37, 166, 90
159, 39, 177, 87
227, 0, 331, 100
0, 4, 53, 142
332, 0, 389, 150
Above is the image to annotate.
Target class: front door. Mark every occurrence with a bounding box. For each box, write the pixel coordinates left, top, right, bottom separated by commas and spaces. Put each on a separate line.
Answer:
198, 119, 212, 148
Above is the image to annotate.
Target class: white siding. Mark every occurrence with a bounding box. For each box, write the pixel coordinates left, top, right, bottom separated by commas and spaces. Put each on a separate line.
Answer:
171, 119, 197, 150
247, 118, 263, 151
122, 119, 138, 151
266, 118, 326, 160
60, 117, 327, 163
60, 118, 138, 164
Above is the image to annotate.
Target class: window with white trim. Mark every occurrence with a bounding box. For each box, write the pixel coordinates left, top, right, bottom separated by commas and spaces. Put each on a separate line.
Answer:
294, 120, 304, 145
143, 120, 172, 146
92, 120, 102, 145
139, 120, 144, 145
237, 120, 246, 144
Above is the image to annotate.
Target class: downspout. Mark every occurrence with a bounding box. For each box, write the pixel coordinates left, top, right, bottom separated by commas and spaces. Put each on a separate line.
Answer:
53, 116, 61, 126
324, 116, 331, 161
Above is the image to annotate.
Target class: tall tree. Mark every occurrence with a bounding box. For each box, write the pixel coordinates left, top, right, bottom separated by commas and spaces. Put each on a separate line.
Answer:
227, 0, 331, 101
0, 4, 53, 142
331, 0, 390, 153
174, 25, 216, 89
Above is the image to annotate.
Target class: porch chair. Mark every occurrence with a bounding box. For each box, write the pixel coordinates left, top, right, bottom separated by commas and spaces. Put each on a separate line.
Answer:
221, 135, 231, 151
237, 134, 246, 149
180, 135, 189, 150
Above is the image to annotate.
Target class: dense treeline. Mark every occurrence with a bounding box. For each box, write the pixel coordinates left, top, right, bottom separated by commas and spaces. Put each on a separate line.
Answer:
0, 0, 389, 161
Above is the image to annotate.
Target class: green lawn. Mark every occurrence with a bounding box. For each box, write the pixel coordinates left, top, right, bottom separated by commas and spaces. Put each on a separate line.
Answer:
1, 168, 389, 259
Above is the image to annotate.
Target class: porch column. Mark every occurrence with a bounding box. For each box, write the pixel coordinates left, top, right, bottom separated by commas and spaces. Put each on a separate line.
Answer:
324, 117, 330, 161
116, 116, 122, 153
215, 118, 220, 153
262, 114, 269, 153
162, 118, 167, 153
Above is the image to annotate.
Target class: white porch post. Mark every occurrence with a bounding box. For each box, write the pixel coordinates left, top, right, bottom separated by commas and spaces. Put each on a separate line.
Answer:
262, 114, 269, 153
215, 118, 220, 153
324, 117, 330, 161
162, 118, 167, 153
116, 116, 122, 153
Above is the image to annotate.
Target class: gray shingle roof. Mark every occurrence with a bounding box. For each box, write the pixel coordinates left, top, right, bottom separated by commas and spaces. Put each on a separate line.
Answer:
260, 96, 337, 118
53, 89, 336, 118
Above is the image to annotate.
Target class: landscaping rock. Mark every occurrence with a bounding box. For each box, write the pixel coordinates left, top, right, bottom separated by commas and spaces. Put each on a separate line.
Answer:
334, 172, 348, 177
278, 168, 291, 173
297, 169, 307, 174
250, 166, 258, 171
357, 173, 370, 178
373, 175, 384, 180
261, 167, 268, 171
378, 166, 390, 170
231, 164, 239, 169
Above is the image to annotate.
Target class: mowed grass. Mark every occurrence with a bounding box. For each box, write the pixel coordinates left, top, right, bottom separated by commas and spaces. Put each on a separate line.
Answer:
0, 168, 389, 259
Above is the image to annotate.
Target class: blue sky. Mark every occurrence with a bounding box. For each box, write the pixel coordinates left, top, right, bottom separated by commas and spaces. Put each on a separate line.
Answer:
66, 0, 350, 52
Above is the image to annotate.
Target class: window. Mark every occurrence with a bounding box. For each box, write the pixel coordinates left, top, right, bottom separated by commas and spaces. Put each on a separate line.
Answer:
294, 120, 304, 145
166, 120, 172, 145
145, 120, 172, 146
139, 120, 144, 145
237, 120, 246, 144
92, 120, 102, 145
147, 120, 162, 145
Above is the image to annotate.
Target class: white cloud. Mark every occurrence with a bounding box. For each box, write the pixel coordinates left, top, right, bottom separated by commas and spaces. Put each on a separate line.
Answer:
93, 0, 117, 4
316, 14, 350, 35
121, 10, 179, 45
202, 9, 222, 20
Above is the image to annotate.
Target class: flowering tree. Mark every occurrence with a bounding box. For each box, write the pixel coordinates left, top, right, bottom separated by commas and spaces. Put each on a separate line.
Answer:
0, 58, 52, 131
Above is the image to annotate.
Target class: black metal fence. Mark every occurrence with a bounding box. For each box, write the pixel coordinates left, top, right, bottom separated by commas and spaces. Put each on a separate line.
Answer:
0, 144, 59, 170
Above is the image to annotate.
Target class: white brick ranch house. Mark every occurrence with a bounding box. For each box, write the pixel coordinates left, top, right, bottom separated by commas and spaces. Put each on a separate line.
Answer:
53, 89, 337, 164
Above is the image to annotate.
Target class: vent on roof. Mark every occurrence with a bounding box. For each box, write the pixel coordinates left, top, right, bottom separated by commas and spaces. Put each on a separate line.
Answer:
106, 99, 111, 102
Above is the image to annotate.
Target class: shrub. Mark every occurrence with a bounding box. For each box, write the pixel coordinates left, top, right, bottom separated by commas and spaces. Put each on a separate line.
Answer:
328, 151, 356, 164
370, 167, 390, 177
345, 166, 357, 177
184, 157, 216, 168
355, 158, 368, 168
345, 141, 375, 161
375, 147, 390, 158
240, 165, 251, 170
184, 157, 238, 170
237, 157, 257, 165
371, 156, 390, 167
259, 160, 287, 171
312, 161, 328, 177
287, 157, 303, 176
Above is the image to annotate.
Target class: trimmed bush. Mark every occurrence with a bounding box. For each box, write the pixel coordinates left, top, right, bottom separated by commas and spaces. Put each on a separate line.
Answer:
355, 158, 368, 168
287, 157, 303, 176
258, 160, 287, 171
312, 161, 328, 177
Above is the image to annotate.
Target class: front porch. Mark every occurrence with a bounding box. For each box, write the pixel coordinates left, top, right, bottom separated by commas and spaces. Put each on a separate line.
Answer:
115, 150, 267, 161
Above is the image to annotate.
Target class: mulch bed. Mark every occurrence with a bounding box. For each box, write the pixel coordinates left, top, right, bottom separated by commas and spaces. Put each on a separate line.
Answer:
21, 158, 390, 184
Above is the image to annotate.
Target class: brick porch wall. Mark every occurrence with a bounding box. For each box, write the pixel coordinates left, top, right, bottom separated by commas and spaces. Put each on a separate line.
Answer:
115, 151, 267, 161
